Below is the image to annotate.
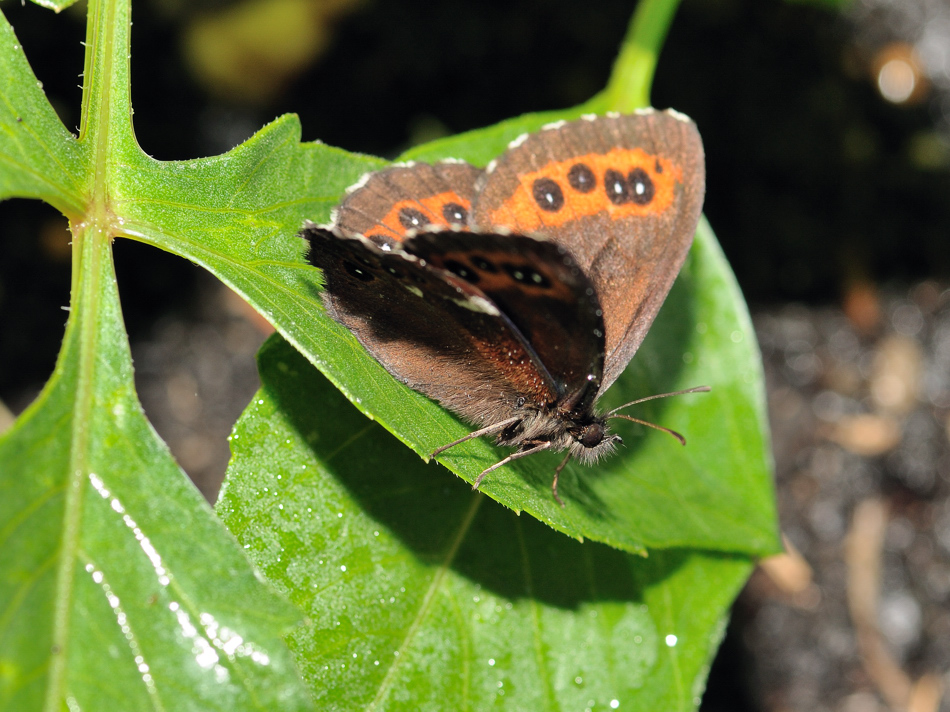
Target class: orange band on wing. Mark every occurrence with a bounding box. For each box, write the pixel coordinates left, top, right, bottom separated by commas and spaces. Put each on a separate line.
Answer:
488, 148, 681, 233
364, 191, 472, 241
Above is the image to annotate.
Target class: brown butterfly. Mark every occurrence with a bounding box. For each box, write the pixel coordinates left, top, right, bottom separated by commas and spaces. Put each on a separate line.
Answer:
305, 109, 706, 504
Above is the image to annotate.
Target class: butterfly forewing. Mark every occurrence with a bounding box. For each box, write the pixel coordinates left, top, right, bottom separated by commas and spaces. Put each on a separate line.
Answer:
404, 230, 606, 401
472, 110, 705, 389
306, 226, 564, 427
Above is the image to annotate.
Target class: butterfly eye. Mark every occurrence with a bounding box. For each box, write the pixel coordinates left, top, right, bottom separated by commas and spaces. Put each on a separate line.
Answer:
398, 207, 430, 230
578, 422, 606, 448
442, 202, 468, 225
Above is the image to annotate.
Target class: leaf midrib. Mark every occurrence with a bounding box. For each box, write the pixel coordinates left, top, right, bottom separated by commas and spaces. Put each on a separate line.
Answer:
44, 0, 121, 707
365, 495, 483, 711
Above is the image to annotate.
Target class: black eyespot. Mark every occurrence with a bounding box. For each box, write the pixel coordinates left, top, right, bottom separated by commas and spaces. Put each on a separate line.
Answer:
532, 177, 564, 212
567, 163, 596, 193
516, 396, 526, 407
398, 207, 430, 230
627, 167, 655, 205
503, 263, 551, 288
442, 202, 467, 225
343, 260, 375, 282
604, 169, 630, 205
470, 255, 497, 273
443, 259, 479, 283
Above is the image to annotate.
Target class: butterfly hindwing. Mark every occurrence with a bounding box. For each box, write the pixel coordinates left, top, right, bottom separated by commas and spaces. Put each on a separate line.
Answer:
472, 110, 706, 389
306, 225, 567, 427
403, 229, 605, 406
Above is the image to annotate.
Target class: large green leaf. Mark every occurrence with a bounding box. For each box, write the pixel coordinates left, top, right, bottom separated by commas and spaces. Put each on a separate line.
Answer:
0, 4, 313, 709
0, 229, 314, 711
217, 337, 755, 711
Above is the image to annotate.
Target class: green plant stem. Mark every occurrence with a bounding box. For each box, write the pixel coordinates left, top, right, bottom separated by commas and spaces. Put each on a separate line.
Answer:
604, 0, 684, 112
45, 0, 127, 707
44, 224, 96, 712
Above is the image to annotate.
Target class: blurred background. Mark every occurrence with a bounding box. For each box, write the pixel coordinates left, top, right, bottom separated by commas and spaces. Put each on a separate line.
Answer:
1, 0, 949, 709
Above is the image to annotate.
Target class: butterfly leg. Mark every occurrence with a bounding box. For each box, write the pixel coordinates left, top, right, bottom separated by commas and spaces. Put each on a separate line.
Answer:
551, 452, 571, 508
431, 416, 522, 458
471, 441, 554, 491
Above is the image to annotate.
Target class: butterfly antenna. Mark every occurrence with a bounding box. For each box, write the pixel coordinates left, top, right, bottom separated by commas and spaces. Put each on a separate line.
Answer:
605, 386, 711, 447
608, 414, 686, 446
605, 386, 710, 416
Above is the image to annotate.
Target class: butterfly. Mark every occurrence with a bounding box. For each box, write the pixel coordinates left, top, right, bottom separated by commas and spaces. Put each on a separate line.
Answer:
304, 109, 706, 505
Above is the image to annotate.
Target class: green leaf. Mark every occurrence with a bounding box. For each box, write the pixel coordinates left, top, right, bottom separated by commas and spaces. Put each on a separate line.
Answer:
0, 5, 314, 709
0, 15, 87, 213
217, 337, 755, 711
0, 232, 314, 711
26, 1, 82, 12
115, 115, 384, 340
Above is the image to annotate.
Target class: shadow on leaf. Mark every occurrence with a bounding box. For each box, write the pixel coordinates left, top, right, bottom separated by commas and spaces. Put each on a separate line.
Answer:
258, 326, 724, 609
